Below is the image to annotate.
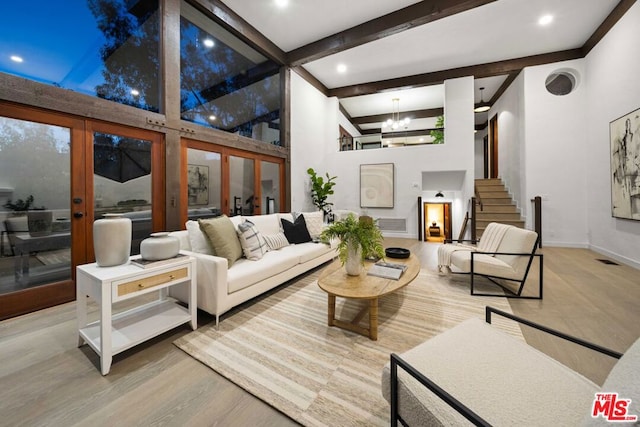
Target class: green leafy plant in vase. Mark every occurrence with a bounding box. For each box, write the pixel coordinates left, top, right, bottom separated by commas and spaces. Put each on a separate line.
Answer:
321, 214, 385, 276
307, 168, 337, 217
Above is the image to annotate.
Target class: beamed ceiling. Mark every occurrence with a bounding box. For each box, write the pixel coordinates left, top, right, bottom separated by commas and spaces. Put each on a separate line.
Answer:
192, 0, 636, 134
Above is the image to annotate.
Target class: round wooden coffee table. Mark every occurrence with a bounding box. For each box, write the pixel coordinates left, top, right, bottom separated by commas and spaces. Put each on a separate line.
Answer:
317, 254, 420, 340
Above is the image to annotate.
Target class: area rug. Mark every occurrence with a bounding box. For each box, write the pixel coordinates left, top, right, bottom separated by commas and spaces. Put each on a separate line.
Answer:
174, 268, 523, 426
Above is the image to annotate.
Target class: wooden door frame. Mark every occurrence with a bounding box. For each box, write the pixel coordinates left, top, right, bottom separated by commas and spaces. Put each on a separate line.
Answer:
0, 102, 85, 320
489, 114, 499, 179
180, 138, 285, 224
422, 202, 452, 241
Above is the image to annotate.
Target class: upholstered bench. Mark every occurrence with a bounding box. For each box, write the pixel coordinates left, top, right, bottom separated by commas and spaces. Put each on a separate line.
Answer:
382, 307, 639, 426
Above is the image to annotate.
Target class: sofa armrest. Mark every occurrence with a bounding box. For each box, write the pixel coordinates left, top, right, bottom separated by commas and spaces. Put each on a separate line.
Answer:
177, 249, 228, 315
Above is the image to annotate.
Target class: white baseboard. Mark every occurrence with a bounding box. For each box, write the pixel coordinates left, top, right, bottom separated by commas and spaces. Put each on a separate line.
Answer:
588, 244, 640, 270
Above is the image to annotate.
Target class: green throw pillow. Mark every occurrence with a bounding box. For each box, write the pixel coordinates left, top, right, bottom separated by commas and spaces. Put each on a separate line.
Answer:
198, 216, 243, 267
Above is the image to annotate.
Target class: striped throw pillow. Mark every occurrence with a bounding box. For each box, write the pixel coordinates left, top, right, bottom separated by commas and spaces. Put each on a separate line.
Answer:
237, 220, 268, 260
262, 232, 290, 251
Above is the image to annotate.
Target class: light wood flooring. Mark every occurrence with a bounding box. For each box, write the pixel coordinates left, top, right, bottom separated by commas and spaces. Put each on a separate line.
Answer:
1, 239, 639, 426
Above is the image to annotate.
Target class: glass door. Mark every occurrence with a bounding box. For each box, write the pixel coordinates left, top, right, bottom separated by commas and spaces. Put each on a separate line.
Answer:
261, 160, 281, 214
0, 104, 85, 320
88, 122, 165, 258
229, 155, 255, 216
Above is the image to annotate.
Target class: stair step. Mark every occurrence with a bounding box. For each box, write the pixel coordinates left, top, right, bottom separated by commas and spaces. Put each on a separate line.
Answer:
478, 191, 510, 198
478, 204, 519, 213
476, 212, 523, 221
475, 179, 502, 185
476, 219, 525, 229
479, 198, 513, 205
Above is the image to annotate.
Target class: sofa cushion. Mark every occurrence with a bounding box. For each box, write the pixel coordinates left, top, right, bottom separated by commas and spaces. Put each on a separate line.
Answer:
301, 211, 324, 239
244, 214, 281, 236
449, 251, 519, 279
227, 249, 299, 293
280, 241, 332, 264
198, 216, 243, 267
281, 215, 312, 244
186, 220, 214, 255
263, 232, 290, 250
382, 318, 599, 426
237, 220, 268, 261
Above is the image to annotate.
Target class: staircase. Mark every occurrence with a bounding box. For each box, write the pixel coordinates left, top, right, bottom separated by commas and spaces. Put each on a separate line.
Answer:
474, 178, 524, 237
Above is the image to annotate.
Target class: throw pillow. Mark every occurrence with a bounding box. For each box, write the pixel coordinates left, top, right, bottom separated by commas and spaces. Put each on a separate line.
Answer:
237, 220, 268, 261
280, 215, 312, 244
186, 220, 215, 255
262, 232, 290, 250
301, 211, 324, 239
198, 216, 243, 267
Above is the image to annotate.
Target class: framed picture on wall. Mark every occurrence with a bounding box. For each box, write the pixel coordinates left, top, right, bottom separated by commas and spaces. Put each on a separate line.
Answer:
360, 163, 394, 208
610, 107, 640, 220
188, 164, 209, 205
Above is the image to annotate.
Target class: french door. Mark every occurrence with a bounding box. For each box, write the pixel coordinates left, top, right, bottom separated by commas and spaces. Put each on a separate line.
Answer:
0, 102, 164, 320
181, 138, 285, 225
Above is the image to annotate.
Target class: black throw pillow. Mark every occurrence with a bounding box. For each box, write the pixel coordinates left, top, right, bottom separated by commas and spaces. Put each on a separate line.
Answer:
280, 215, 312, 244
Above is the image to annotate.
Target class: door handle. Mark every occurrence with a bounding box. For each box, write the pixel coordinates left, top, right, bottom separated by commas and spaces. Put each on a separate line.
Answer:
73, 212, 84, 218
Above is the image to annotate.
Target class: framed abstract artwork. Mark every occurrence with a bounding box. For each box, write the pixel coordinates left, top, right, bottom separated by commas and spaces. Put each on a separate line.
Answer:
360, 163, 394, 208
610, 107, 640, 220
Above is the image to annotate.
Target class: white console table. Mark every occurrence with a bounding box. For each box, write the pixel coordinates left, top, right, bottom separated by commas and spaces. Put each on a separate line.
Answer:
76, 256, 197, 375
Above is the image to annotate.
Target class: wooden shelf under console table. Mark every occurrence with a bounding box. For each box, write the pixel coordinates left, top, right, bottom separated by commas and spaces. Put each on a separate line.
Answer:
76, 256, 197, 375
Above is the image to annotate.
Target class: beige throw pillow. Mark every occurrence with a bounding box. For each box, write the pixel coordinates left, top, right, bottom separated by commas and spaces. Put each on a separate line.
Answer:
263, 232, 289, 250
198, 216, 243, 267
301, 211, 324, 239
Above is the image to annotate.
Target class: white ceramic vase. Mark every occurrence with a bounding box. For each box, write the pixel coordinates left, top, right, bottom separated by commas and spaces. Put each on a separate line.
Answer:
93, 213, 132, 267
344, 242, 363, 276
140, 232, 180, 261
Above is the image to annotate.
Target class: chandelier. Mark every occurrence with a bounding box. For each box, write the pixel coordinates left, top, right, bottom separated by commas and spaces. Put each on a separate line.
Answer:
382, 98, 410, 131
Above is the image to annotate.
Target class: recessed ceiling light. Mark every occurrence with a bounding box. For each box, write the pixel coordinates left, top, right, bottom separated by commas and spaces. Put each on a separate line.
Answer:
275, 0, 288, 8
10, 55, 23, 63
130, 89, 140, 96
337, 64, 347, 73
208, 115, 216, 121
538, 14, 553, 26
203, 38, 215, 48
419, 138, 424, 142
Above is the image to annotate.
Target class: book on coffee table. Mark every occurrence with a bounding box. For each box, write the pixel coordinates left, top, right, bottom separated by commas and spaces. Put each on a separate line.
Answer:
367, 261, 407, 280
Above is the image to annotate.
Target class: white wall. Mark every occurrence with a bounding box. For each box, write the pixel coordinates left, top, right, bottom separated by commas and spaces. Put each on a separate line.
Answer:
290, 71, 335, 211
585, 2, 640, 267
524, 60, 589, 247
290, 75, 475, 239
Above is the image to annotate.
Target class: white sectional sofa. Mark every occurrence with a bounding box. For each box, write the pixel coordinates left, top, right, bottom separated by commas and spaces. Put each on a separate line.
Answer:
168, 213, 335, 325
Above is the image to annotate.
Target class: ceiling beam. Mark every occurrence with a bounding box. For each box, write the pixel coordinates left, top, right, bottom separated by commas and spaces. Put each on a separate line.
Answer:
328, 49, 583, 98
338, 103, 363, 134
287, 0, 498, 67
582, 0, 637, 55
291, 66, 329, 97
489, 72, 519, 104
351, 108, 444, 125
190, 0, 287, 64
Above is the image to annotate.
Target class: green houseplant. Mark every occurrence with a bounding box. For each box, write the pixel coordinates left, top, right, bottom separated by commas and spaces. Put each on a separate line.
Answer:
307, 168, 337, 215
430, 115, 445, 144
321, 214, 385, 275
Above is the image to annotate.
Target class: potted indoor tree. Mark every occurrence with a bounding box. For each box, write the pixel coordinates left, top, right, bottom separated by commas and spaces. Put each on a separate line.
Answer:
307, 168, 337, 219
321, 214, 385, 276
